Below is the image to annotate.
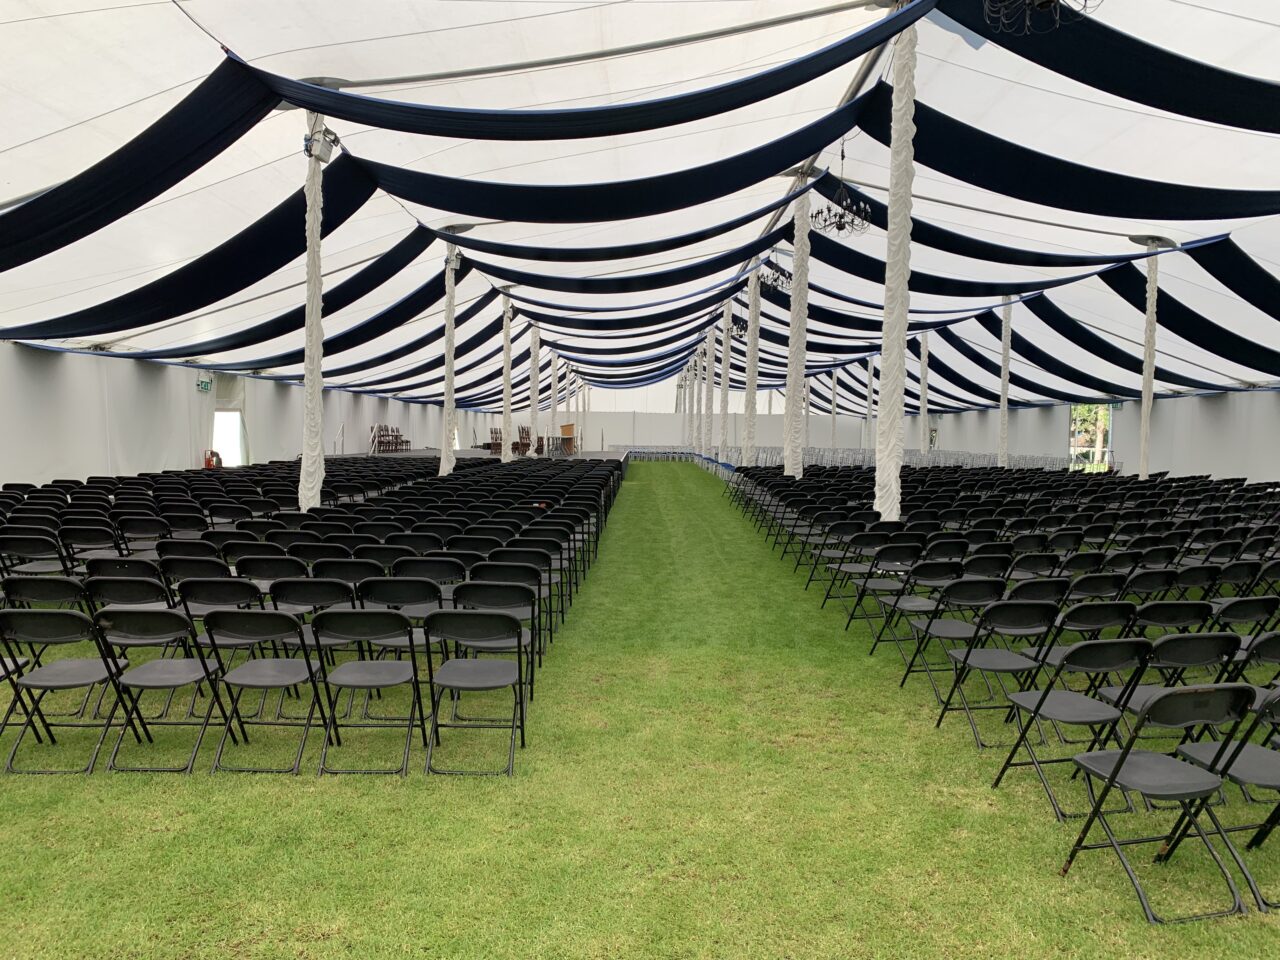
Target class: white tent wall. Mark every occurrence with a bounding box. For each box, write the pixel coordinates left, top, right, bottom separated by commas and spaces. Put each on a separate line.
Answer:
0, 343, 455, 484
1111, 391, 1280, 483
0, 342, 214, 485
930, 406, 1071, 461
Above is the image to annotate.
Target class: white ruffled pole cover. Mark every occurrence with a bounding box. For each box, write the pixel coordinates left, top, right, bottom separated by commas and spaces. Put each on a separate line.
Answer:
549, 352, 560, 453
829, 370, 838, 449
298, 111, 328, 511
693, 350, 704, 454
866, 357, 877, 452
685, 363, 695, 448
529, 323, 541, 458
500, 295, 514, 463
583, 380, 591, 452
998, 294, 1012, 470
438, 241, 460, 477
783, 193, 811, 478
918, 333, 930, 454
804, 377, 812, 452
702, 326, 715, 458
1139, 244, 1159, 479
873, 24, 918, 522
742, 272, 761, 467
718, 303, 730, 462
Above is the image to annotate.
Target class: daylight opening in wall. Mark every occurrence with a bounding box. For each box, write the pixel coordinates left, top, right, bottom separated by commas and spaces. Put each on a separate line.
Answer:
1068, 404, 1113, 472
212, 411, 245, 468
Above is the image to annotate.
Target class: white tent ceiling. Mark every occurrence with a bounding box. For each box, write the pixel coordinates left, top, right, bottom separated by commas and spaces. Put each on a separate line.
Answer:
2, 0, 1279, 414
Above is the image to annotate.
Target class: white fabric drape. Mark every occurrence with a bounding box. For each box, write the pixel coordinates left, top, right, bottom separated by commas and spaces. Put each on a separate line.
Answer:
783, 192, 811, 478
998, 294, 1012, 470
693, 351, 704, 453
549, 352, 560, 453
718, 303, 730, 462
873, 24, 917, 523
529, 323, 541, 458
918, 332, 930, 454
702, 325, 715, 458
500, 294, 514, 463
804, 377, 812, 452
866, 357, 877, 453
742, 272, 761, 467
685, 362, 696, 449
1139, 243, 1159, 479
438, 241, 460, 477
768, 389, 773, 416
829, 370, 838, 449
298, 111, 327, 512
583, 380, 591, 451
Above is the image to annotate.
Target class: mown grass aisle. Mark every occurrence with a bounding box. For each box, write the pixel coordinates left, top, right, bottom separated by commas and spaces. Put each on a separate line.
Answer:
0, 462, 1274, 958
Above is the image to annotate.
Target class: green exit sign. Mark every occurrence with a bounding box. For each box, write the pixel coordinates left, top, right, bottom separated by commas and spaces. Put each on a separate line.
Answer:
196, 376, 213, 393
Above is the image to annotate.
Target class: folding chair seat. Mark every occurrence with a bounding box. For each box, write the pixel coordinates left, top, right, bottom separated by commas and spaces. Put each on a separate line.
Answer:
310, 610, 429, 776
901, 577, 1006, 699
839, 543, 922, 632
0, 609, 126, 774
423, 610, 526, 777
818, 531, 888, 607
995, 637, 1153, 821
872, 560, 964, 658
936, 600, 1060, 748
1063, 684, 1258, 923
1098, 632, 1240, 717
203, 609, 328, 775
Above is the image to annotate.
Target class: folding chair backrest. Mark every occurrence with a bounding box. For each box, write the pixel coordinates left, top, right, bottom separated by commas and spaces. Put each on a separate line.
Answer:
1058, 600, 1136, 633
453, 580, 537, 613
312, 608, 413, 646
269, 577, 355, 611
1006, 577, 1069, 604
1148, 631, 1240, 670
1215, 595, 1279, 628
204, 608, 304, 650
392, 556, 466, 583
93, 607, 193, 646
86, 576, 169, 607
359, 577, 443, 610
156, 539, 219, 560
1059, 637, 1152, 674
0, 608, 96, 648
1140, 684, 1255, 730
178, 577, 262, 609
425, 609, 522, 645
944, 577, 1006, 608
3, 575, 87, 608
980, 600, 1059, 635
1133, 600, 1211, 633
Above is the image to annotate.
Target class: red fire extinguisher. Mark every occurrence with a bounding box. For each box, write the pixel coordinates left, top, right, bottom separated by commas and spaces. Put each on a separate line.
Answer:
203, 450, 222, 469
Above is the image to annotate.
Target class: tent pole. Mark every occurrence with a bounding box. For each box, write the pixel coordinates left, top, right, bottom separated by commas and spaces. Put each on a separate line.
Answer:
528, 323, 541, 458
873, 23, 918, 522
742, 271, 762, 467
438, 241, 460, 476
1139, 242, 1159, 479
702, 326, 715, 459
918, 332, 930, 456
500, 294, 514, 463
783, 192, 812, 478
718, 302, 731, 463
299, 111, 328, 511
998, 294, 1012, 469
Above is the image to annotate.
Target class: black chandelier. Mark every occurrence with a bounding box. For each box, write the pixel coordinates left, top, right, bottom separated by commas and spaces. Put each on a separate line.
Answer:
810, 139, 872, 238
730, 315, 748, 340
759, 261, 792, 292
983, 0, 1104, 35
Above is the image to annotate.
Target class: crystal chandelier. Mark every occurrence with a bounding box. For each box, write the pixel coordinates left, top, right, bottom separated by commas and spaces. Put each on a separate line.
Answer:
759, 261, 792, 292
983, 0, 1104, 35
810, 139, 872, 238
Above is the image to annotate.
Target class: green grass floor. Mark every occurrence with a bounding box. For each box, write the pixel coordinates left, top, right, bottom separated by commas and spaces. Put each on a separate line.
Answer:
1, 462, 1278, 958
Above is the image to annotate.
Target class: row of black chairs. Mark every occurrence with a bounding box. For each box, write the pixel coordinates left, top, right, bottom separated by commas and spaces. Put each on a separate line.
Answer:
0, 456, 624, 776
736, 462, 1280, 923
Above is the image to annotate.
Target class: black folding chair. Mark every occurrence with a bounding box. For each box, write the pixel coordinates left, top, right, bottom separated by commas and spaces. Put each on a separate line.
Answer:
311, 610, 430, 776
1062, 684, 1258, 923
424, 610, 525, 776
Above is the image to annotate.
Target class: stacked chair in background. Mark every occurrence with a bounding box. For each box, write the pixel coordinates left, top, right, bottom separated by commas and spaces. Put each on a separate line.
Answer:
734, 461, 1280, 924
0, 454, 622, 778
